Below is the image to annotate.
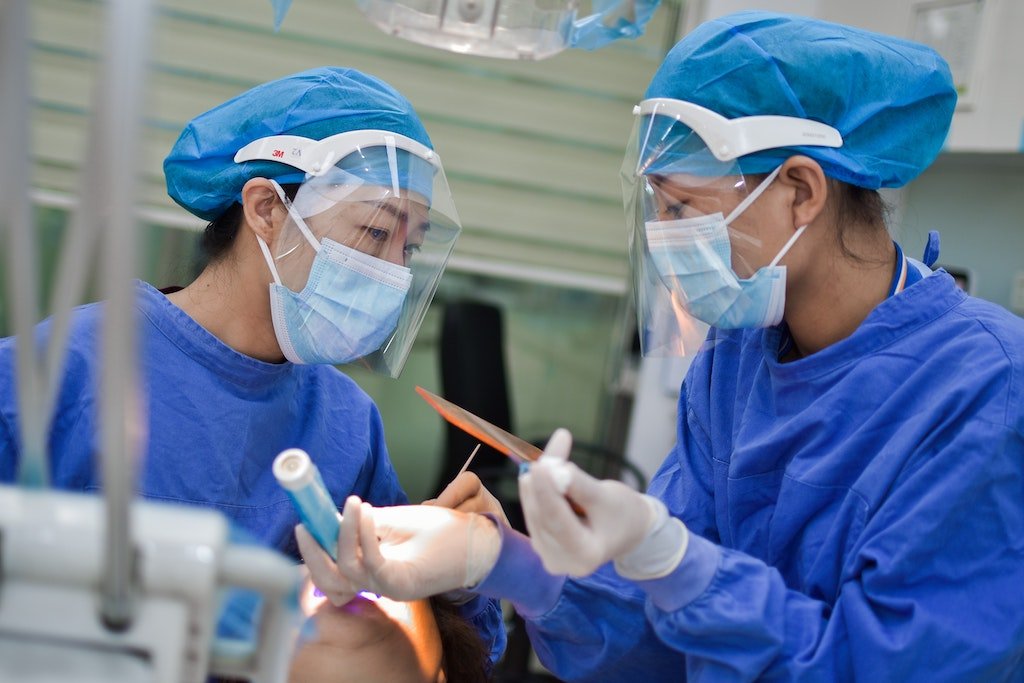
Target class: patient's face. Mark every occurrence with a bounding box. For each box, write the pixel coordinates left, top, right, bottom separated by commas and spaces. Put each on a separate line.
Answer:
289, 577, 444, 683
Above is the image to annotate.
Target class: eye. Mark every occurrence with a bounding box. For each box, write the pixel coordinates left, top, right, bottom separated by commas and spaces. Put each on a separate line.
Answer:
666, 202, 686, 219
364, 226, 391, 242
404, 242, 422, 257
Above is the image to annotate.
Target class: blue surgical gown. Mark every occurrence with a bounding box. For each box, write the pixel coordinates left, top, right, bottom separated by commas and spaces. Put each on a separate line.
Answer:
0, 281, 504, 661
479, 268, 1024, 681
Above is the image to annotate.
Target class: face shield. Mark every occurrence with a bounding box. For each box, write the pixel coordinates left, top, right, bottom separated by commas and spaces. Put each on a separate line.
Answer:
234, 130, 460, 377
621, 98, 842, 355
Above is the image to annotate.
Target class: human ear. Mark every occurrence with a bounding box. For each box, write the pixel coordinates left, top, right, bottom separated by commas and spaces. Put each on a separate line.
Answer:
240, 178, 288, 247
779, 156, 827, 229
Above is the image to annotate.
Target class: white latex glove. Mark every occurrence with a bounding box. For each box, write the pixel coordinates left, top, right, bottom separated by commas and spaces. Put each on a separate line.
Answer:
424, 471, 511, 528
519, 428, 688, 579
296, 495, 501, 605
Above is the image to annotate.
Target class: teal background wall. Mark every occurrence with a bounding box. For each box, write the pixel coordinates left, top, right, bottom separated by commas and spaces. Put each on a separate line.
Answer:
898, 157, 1024, 312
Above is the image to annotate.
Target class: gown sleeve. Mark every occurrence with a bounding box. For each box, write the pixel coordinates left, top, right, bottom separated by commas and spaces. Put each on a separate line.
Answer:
637, 418, 1024, 682
474, 382, 712, 682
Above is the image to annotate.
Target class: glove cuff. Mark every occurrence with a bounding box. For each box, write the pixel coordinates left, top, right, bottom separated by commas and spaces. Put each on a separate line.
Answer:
463, 513, 502, 589
613, 496, 689, 581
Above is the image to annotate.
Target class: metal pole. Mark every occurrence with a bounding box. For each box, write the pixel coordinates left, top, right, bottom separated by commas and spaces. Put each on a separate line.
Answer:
94, 0, 155, 630
0, 0, 48, 488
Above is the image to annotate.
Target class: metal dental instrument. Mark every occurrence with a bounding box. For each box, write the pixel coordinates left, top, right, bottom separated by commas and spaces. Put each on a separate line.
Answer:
415, 386, 542, 464
415, 387, 586, 514
456, 443, 482, 478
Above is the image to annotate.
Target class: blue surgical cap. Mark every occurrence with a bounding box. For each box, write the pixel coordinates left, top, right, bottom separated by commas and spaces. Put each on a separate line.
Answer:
645, 11, 957, 189
164, 67, 433, 221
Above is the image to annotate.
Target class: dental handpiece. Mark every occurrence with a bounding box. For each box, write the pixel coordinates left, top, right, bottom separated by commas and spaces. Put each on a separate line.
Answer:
273, 448, 341, 561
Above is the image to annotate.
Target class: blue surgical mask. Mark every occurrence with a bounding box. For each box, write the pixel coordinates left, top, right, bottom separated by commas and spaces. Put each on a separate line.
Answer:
257, 198, 413, 365
644, 166, 807, 329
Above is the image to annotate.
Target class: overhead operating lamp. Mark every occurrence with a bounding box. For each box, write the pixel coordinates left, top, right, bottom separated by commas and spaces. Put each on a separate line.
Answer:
271, 0, 658, 59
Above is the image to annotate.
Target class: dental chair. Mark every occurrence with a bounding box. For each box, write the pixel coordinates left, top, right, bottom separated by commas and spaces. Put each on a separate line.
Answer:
0, 487, 299, 683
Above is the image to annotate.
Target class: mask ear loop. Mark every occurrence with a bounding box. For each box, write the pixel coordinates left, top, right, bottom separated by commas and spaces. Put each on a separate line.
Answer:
722, 165, 785, 267
769, 224, 809, 268
724, 164, 783, 226
256, 179, 323, 286
255, 235, 283, 287
718, 163, 809, 269
270, 179, 321, 252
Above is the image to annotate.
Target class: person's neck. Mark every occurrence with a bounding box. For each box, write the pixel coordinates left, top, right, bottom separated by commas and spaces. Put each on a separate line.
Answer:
165, 249, 286, 363
782, 233, 895, 360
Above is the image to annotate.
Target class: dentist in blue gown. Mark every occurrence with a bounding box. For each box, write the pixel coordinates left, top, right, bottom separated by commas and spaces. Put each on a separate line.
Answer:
0, 67, 504, 666
296, 12, 1024, 682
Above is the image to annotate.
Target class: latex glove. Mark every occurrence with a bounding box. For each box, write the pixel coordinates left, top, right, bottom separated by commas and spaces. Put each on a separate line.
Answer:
296, 495, 501, 605
519, 428, 688, 579
424, 471, 511, 528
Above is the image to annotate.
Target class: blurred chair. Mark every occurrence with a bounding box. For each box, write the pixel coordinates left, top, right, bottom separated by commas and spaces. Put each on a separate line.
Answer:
434, 300, 522, 518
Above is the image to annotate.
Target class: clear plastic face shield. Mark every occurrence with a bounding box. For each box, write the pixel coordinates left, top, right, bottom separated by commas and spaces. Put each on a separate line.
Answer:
234, 130, 461, 377
621, 99, 842, 356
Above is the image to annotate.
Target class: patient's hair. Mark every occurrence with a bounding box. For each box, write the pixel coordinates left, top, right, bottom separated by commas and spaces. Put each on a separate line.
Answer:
430, 595, 493, 683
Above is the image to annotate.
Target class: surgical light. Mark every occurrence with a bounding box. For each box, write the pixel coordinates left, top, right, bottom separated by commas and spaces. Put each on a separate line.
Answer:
271, 0, 658, 59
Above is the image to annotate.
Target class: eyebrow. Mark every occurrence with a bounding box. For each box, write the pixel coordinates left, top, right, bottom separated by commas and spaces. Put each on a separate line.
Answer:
369, 201, 408, 224
366, 201, 431, 234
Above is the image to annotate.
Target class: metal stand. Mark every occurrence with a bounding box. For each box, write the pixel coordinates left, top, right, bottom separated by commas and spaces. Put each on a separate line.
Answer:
0, 1, 302, 679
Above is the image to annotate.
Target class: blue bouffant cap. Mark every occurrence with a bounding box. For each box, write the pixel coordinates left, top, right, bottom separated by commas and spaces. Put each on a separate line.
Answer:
644, 11, 957, 189
164, 67, 433, 221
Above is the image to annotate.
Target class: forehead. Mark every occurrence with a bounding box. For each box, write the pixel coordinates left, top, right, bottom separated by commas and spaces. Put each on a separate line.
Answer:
651, 174, 741, 192
650, 173, 746, 195
320, 181, 430, 206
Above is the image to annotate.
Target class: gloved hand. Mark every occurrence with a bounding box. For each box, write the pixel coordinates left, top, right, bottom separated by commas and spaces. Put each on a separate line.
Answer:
296, 495, 502, 605
424, 471, 511, 528
519, 428, 688, 579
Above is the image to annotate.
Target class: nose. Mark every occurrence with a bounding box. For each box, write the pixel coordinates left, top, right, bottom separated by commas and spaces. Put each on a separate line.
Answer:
382, 220, 411, 267
383, 238, 408, 267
